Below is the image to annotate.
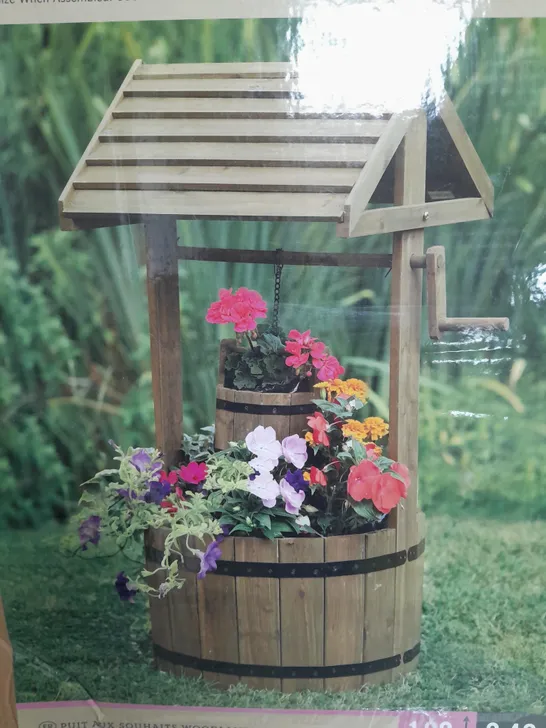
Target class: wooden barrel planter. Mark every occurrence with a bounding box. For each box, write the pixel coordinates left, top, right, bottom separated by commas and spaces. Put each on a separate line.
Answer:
214, 339, 315, 451
145, 516, 426, 693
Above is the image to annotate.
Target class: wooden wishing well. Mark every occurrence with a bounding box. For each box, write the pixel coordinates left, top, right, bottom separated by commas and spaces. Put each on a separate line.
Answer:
59, 60, 509, 692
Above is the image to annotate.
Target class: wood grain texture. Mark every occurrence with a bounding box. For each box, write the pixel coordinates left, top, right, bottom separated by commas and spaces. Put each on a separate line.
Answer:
74, 164, 359, 194
362, 529, 397, 684
426, 245, 447, 340
324, 534, 366, 691
167, 567, 201, 679
58, 59, 142, 231
235, 538, 281, 690
145, 218, 182, 467
100, 117, 388, 144
86, 140, 373, 167
402, 512, 426, 673
64, 189, 347, 223
134, 62, 296, 80
125, 77, 301, 98
339, 197, 489, 238
279, 537, 325, 692
144, 529, 174, 673
387, 110, 427, 678
438, 94, 494, 215
176, 247, 392, 269
345, 110, 417, 235
214, 385, 235, 451
114, 96, 391, 120
0, 595, 18, 728
197, 538, 239, 688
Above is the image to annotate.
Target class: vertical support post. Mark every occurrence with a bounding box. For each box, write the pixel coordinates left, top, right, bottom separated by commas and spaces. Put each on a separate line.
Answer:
145, 216, 183, 468
387, 110, 427, 676
0, 596, 18, 728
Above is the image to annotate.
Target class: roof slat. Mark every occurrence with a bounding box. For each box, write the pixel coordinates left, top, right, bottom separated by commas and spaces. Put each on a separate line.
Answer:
63, 190, 347, 222
113, 97, 392, 120
125, 78, 301, 99
134, 62, 295, 80
73, 165, 360, 193
87, 141, 374, 167
99, 118, 389, 144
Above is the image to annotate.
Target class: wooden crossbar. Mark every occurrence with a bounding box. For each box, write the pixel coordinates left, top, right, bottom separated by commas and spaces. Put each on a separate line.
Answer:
176, 246, 392, 268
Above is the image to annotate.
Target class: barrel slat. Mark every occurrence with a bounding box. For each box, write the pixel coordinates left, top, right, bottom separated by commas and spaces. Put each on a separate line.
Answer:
290, 390, 315, 439
235, 537, 281, 690
400, 511, 426, 673
215, 385, 235, 450
258, 392, 293, 441
167, 565, 201, 678
279, 537, 325, 691
324, 534, 366, 691
145, 529, 174, 673
363, 528, 397, 684
197, 538, 239, 687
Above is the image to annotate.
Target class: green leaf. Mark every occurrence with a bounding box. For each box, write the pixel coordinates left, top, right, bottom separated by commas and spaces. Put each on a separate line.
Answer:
351, 439, 366, 462
255, 512, 272, 530
349, 498, 380, 521
227, 523, 253, 535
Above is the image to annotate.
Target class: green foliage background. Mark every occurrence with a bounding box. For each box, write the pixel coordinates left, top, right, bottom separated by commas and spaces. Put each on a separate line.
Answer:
0, 18, 545, 528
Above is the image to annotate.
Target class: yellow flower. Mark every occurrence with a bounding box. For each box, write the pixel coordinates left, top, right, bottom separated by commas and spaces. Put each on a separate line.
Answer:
314, 377, 368, 403
361, 417, 389, 441
305, 432, 315, 446
303, 471, 311, 482
341, 419, 368, 443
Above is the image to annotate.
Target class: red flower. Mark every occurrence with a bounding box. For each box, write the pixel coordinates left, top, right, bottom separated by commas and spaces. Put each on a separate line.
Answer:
390, 463, 411, 498
307, 411, 330, 447
364, 443, 380, 461
159, 470, 178, 485
371, 473, 406, 514
310, 466, 327, 486
160, 499, 178, 514
179, 461, 208, 485
175, 486, 186, 500
317, 355, 345, 382
347, 460, 382, 502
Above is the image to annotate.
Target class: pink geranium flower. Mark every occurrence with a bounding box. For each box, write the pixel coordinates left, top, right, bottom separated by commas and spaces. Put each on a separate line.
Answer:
287, 329, 317, 348
316, 355, 345, 382
179, 461, 208, 485
310, 341, 327, 367
205, 287, 267, 333
205, 288, 236, 324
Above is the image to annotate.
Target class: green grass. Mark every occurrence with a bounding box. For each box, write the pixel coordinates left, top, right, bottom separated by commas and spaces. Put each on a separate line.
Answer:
2, 516, 545, 712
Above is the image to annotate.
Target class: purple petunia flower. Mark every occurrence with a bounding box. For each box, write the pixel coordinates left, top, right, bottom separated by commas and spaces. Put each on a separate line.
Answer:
79, 515, 101, 550
130, 449, 162, 476
115, 572, 137, 602
196, 540, 223, 580
284, 468, 308, 493
144, 479, 171, 505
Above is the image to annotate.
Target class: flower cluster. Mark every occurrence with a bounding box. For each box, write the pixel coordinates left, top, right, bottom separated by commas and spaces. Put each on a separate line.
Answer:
206, 287, 344, 394
285, 329, 344, 382
206, 287, 267, 333
73, 378, 410, 604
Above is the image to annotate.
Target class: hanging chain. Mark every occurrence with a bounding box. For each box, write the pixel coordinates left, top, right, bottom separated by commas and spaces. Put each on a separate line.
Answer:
272, 248, 284, 334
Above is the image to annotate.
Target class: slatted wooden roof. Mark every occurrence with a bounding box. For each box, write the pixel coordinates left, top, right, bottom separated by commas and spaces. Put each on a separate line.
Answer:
59, 60, 494, 237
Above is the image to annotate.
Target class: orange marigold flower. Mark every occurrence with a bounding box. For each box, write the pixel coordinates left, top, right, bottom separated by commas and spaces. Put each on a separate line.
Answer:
361, 417, 389, 442
342, 419, 368, 443
314, 377, 368, 403
303, 471, 311, 482
305, 431, 315, 446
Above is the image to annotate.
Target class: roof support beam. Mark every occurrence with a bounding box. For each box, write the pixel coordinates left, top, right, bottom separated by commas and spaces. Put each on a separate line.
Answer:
176, 246, 392, 268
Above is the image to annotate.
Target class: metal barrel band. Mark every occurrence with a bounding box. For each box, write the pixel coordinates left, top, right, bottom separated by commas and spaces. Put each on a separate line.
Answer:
145, 538, 425, 578
153, 642, 420, 679
216, 398, 315, 416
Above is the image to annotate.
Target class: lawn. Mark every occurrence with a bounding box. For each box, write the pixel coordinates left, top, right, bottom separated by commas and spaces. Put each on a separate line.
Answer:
1, 514, 545, 713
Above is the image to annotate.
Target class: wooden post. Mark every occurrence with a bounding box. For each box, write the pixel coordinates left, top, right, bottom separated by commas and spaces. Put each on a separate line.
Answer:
387, 110, 427, 676
145, 217, 183, 467
0, 596, 18, 728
